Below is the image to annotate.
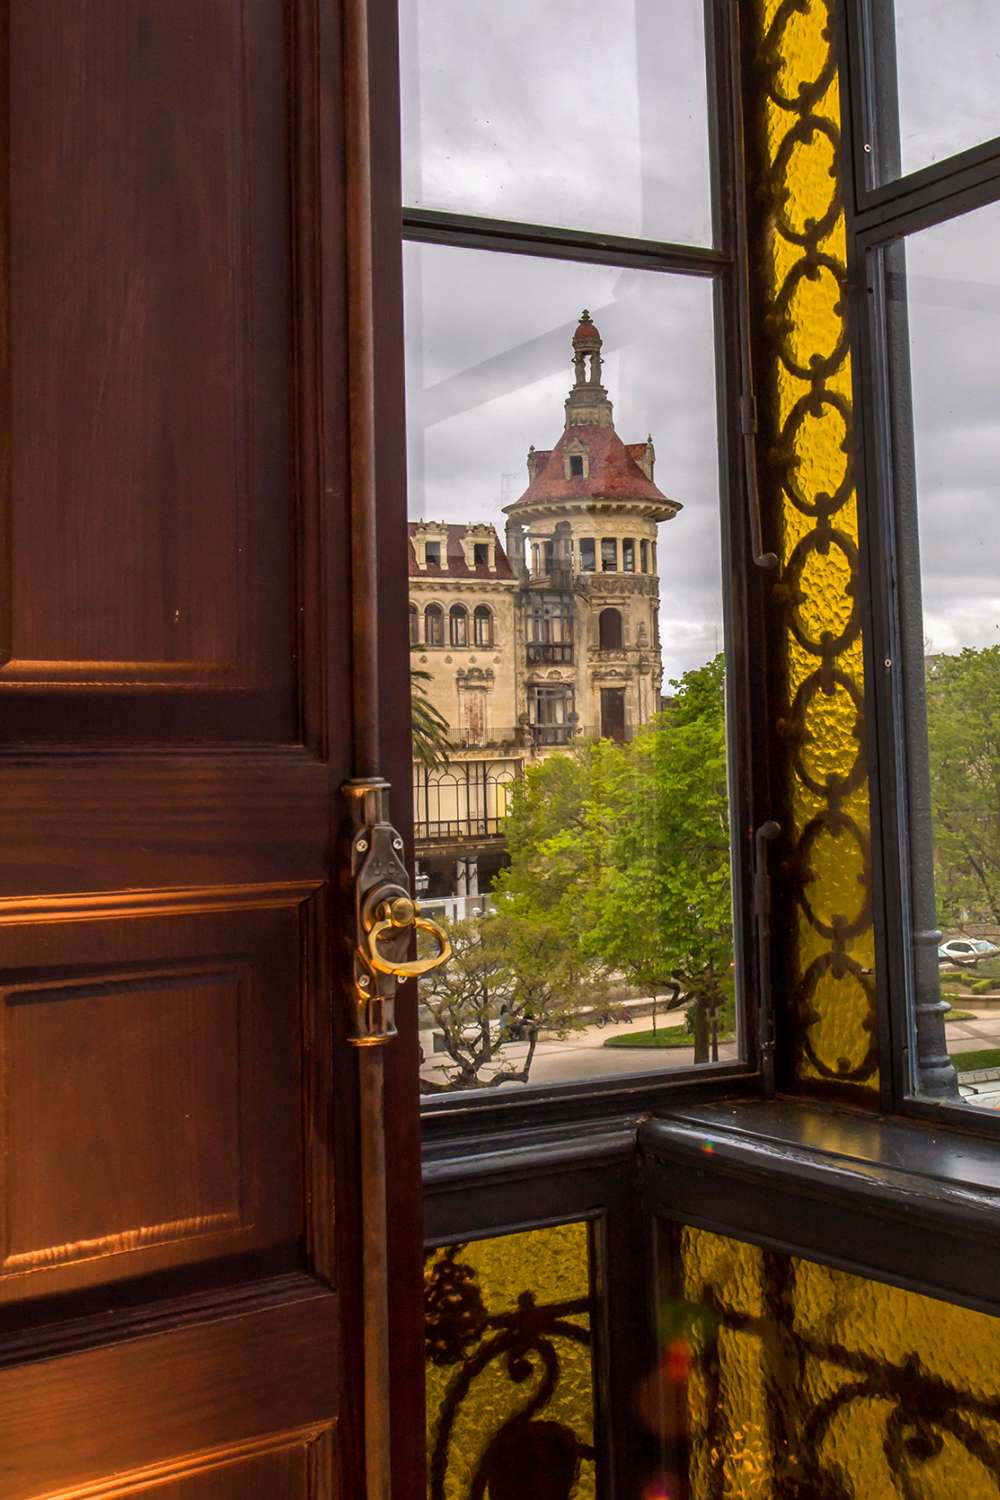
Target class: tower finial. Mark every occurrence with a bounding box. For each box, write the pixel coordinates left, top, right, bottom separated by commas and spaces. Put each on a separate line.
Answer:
566, 310, 613, 428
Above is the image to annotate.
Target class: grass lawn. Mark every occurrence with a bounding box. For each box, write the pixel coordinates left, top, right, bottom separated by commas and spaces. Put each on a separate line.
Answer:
605, 1027, 736, 1050
953, 1048, 1000, 1073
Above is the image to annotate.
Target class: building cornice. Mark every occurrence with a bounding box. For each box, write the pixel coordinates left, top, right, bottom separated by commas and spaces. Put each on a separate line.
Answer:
409, 577, 516, 595
507, 495, 678, 526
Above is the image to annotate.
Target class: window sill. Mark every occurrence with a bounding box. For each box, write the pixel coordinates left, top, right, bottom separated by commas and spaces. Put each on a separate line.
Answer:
641, 1097, 1000, 1319
420, 1061, 755, 1149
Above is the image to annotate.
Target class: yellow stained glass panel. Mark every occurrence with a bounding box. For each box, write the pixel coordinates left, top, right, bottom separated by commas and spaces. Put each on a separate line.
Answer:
666, 1224, 1000, 1498
752, 0, 877, 1090
424, 1221, 596, 1499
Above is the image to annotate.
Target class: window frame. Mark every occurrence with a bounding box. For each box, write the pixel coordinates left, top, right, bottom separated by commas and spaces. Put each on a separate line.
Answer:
473, 603, 493, 647
840, 0, 1000, 1130
424, 601, 444, 647
449, 602, 469, 648
405, 0, 772, 1128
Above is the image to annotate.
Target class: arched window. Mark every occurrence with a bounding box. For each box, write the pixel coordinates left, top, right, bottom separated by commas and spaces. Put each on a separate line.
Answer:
424, 603, 444, 647
473, 604, 493, 647
599, 607, 623, 650
449, 603, 468, 647
409, 603, 419, 645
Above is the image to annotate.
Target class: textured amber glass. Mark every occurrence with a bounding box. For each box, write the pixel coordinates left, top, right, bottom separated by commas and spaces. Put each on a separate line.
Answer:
424, 1221, 596, 1498
752, 0, 876, 1090
668, 1224, 1000, 1498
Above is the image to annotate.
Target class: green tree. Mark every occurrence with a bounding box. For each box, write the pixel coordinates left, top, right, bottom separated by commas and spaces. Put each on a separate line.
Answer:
583, 657, 733, 1059
493, 657, 733, 1062
411, 649, 451, 772
493, 742, 615, 1032
418, 909, 599, 1092
418, 916, 518, 1093
926, 645, 1000, 927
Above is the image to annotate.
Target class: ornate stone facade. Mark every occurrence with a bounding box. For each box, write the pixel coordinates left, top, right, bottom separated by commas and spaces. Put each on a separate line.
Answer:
409, 312, 680, 898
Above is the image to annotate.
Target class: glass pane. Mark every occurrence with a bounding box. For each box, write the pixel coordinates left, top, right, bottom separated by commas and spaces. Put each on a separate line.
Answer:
425, 1222, 597, 1495
647, 1223, 1000, 1496
399, 0, 713, 246
406, 242, 737, 1097
879, 0, 1000, 180
890, 200, 1000, 1107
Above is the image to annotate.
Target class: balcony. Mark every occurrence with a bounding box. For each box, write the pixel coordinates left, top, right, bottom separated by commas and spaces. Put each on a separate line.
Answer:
528, 566, 574, 592
531, 723, 574, 747
413, 815, 506, 842
526, 641, 573, 665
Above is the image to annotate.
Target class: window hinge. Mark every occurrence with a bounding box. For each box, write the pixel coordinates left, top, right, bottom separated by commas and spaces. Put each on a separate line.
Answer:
754, 819, 782, 1095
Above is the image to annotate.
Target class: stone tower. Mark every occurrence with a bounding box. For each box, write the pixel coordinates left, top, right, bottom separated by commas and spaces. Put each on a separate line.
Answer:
503, 311, 681, 745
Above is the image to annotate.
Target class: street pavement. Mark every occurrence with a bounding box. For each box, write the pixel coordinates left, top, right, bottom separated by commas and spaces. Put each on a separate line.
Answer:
420, 1007, 739, 1090
420, 1002, 1000, 1095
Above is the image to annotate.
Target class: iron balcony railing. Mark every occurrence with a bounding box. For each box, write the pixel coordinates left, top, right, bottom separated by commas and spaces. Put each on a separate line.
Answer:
413, 761, 520, 843
525, 641, 574, 665
413, 815, 507, 841
531, 724, 574, 746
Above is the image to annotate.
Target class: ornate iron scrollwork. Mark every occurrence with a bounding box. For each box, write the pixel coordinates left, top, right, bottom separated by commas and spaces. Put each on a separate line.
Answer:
425, 1231, 597, 1500
749, 0, 878, 1089
676, 1225, 1000, 1497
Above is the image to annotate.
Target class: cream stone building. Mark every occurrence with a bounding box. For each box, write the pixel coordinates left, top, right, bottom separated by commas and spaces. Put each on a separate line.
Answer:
410, 312, 680, 902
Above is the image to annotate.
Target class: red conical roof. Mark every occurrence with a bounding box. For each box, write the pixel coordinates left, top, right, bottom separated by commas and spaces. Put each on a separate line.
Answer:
505, 426, 678, 517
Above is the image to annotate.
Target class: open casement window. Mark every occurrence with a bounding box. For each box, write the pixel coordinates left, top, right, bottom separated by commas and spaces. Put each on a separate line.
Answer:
402, 0, 761, 1114
411, 3, 1000, 1499
847, 0, 1000, 1131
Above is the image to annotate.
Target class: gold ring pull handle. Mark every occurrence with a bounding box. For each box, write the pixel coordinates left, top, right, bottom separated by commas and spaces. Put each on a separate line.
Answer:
366, 896, 452, 979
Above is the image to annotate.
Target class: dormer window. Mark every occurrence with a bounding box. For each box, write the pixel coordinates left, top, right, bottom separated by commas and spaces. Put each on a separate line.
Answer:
425, 541, 441, 567
569, 455, 584, 477
473, 543, 489, 567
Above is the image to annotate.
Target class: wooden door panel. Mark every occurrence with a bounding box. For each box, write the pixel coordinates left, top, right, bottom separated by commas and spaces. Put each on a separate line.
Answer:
0, 1292, 338, 1498
0, 893, 314, 1301
0, 759, 331, 899
87, 1441, 317, 1500
2, 0, 296, 742
83, 1435, 333, 1500
0, 0, 418, 1489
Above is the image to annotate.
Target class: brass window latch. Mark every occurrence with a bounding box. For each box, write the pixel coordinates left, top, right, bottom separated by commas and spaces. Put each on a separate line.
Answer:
344, 778, 451, 1046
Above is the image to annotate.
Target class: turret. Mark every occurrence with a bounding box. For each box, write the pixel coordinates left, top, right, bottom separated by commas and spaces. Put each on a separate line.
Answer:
564, 310, 614, 429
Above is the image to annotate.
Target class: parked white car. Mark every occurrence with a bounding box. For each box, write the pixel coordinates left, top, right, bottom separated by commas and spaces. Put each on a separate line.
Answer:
938, 938, 1000, 967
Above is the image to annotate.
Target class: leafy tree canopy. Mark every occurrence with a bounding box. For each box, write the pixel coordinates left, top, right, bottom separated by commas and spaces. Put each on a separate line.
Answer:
496, 654, 733, 1019
927, 645, 1000, 927
411, 650, 451, 773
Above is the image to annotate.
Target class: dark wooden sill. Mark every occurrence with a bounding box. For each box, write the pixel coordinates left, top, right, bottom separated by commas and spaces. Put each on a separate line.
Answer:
641, 1097, 1000, 1319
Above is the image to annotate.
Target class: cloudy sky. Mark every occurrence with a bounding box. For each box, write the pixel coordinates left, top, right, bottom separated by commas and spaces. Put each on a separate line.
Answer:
891, 0, 1000, 177
399, 0, 1000, 679
903, 200, 1000, 656
876, 1, 1000, 658
398, 0, 711, 246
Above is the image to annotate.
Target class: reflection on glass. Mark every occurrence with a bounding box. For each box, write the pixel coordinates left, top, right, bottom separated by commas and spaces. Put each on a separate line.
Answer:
894, 199, 1000, 1106
398, 0, 712, 245
406, 243, 735, 1096
883, 0, 1000, 180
